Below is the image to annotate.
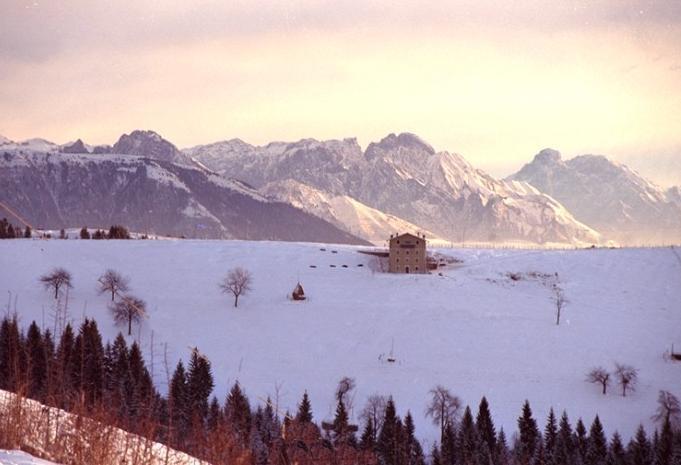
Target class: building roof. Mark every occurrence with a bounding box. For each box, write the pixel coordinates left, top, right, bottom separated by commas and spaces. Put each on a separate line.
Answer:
389, 232, 425, 241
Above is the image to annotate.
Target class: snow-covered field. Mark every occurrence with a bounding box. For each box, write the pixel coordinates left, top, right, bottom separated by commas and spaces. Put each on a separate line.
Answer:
0, 240, 679, 448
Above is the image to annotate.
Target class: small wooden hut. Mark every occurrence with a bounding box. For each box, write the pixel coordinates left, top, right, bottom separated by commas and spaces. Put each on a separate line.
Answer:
292, 282, 306, 301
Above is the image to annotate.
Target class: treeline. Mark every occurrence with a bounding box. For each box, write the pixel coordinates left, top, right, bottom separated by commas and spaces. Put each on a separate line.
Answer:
0, 217, 30, 239
79, 225, 132, 239
1, 315, 680, 465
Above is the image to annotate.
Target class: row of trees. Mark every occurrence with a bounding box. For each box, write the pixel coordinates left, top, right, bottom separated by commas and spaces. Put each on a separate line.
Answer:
1, 314, 680, 465
79, 225, 132, 239
0, 217, 30, 239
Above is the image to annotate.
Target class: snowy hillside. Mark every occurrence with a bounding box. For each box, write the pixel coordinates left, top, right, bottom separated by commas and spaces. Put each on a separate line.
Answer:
1, 240, 678, 447
0, 450, 59, 465
261, 179, 443, 244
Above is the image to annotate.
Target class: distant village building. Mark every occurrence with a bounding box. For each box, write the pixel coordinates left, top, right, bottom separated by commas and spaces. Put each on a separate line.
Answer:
388, 232, 427, 273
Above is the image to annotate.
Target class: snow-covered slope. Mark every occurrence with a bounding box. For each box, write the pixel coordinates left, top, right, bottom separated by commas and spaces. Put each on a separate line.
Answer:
509, 149, 681, 245
261, 179, 442, 244
0, 450, 60, 465
1, 240, 678, 446
0, 150, 367, 244
187, 133, 604, 246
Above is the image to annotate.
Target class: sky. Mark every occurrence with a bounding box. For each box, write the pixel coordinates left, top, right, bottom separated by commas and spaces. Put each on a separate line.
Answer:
1, 0, 680, 185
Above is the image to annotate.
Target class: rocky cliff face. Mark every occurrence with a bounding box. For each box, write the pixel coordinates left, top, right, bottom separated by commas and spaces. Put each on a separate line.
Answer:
509, 149, 681, 244
187, 133, 603, 245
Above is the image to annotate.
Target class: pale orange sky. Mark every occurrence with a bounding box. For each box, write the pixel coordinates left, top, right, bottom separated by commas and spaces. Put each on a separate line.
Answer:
1, 0, 680, 185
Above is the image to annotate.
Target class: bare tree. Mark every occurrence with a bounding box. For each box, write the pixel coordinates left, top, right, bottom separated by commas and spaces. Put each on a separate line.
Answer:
360, 394, 388, 436
652, 390, 681, 427
110, 294, 147, 335
40, 268, 73, 299
219, 267, 253, 308
97, 269, 130, 301
614, 363, 638, 397
425, 385, 461, 444
586, 367, 610, 394
553, 285, 567, 325
335, 377, 356, 412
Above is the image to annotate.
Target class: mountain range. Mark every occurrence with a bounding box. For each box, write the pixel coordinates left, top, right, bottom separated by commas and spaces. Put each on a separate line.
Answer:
1, 130, 679, 245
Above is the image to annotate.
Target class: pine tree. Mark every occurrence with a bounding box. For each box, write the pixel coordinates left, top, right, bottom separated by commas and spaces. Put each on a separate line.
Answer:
377, 397, 402, 465
24, 226, 31, 238
544, 408, 558, 460
458, 406, 477, 465
496, 428, 511, 465
431, 444, 441, 465
71, 319, 104, 406
330, 397, 356, 446
186, 348, 214, 424
476, 397, 496, 456
607, 432, 627, 465
25, 322, 47, 400
296, 391, 313, 423
575, 418, 588, 463
440, 422, 457, 465
585, 416, 607, 465
516, 400, 540, 465
80, 227, 90, 239
169, 360, 189, 446
55, 323, 75, 406
656, 417, 674, 465
554, 411, 575, 465
0, 317, 23, 391
628, 425, 652, 465
207, 396, 222, 432
360, 417, 377, 451
127, 341, 154, 423
225, 381, 252, 447
404, 412, 425, 465
533, 439, 547, 465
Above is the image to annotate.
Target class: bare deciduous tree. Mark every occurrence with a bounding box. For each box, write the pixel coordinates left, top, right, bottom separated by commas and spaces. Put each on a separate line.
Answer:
553, 285, 567, 325
360, 394, 388, 436
614, 363, 638, 397
219, 267, 253, 308
97, 269, 130, 301
586, 367, 610, 394
652, 390, 680, 426
425, 385, 461, 444
40, 268, 73, 299
335, 376, 356, 412
110, 294, 147, 335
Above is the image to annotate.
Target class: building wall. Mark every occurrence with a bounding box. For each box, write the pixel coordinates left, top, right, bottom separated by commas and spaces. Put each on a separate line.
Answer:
388, 233, 427, 273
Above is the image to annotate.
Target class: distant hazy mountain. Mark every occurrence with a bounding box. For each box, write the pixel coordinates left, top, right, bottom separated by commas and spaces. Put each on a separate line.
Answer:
508, 149, 681, 244
0, 146, 368, 244
187, 133, 603, 245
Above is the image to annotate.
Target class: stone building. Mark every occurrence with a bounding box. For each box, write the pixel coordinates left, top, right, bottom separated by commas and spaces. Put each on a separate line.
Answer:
388, 232, 427, 273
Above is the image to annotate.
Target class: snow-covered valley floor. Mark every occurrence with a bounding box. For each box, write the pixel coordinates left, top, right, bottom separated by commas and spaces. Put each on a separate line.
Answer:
0, 240, 679, 448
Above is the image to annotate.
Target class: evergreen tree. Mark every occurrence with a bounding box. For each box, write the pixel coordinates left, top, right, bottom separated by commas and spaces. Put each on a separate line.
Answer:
24, 226, 31, 238
496, 429, 511, 465
458, 406, 477, 465
404, 412, 425, 465
360, 417, 377, 451
55, 323, 75, 406
169, 360, 189, 445
207, 396, 222, 432
431, 444, 441, 465
606, 432, 627, 465
71, 319, 104, 406
671, 435, 681, 465
439, 422, 457, 465
476, 397, 496, 455
0, 317, 23, 391
25, 322, 47, 400
575, 418, 588, 463
656, 418, 674, 465
225, 381, 252, 447
585, 415, 607, 465
516, 400, 540, 465
330, 397, 356, 446
186, 348, 214, 424
554, 411, 575, 465
628, 425, 652, 465
377, 397, 402, 465
296, 391, 314, 423
533, 439, 547, 465
127, 342, 154, 422
80, 227, 90, 239
544, 408, 558, 460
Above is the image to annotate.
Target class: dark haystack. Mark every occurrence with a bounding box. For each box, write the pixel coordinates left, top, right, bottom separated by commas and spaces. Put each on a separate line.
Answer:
292, 282, 306, 301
